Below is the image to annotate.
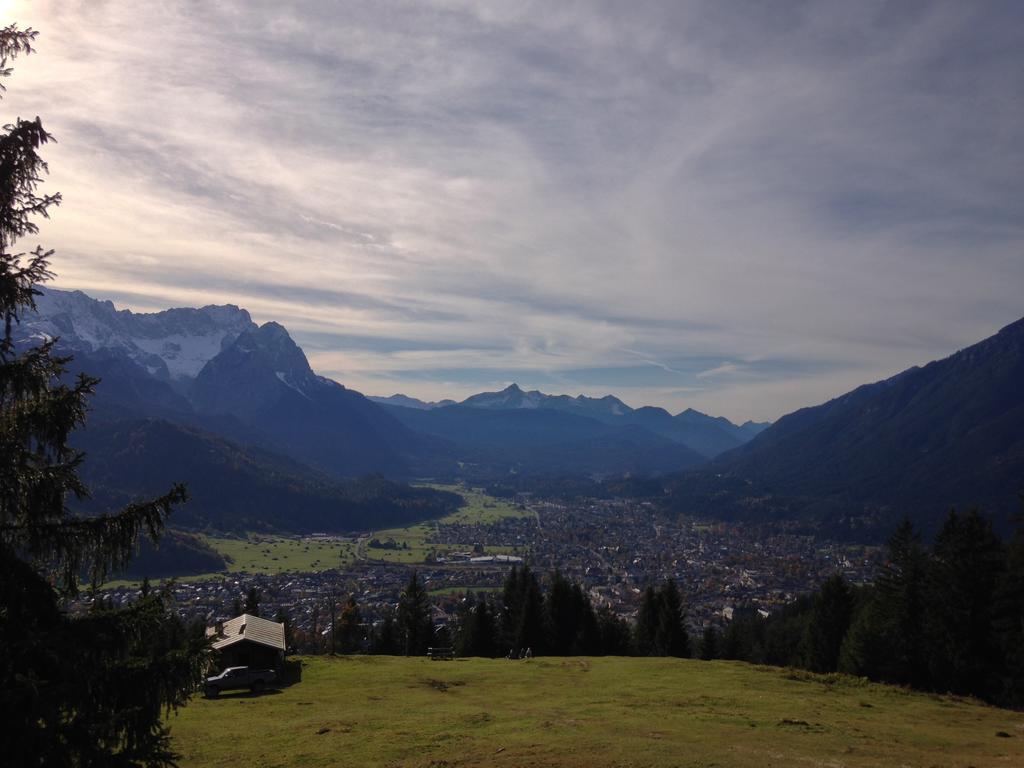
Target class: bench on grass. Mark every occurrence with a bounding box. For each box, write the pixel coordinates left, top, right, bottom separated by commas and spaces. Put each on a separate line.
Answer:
427, 646, 454, 661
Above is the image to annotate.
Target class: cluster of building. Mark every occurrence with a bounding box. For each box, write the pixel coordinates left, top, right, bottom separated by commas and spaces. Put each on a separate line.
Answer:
86, 494, 882, 639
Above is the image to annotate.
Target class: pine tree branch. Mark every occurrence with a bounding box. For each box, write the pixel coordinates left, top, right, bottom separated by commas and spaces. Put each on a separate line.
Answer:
0, 485, 188, 593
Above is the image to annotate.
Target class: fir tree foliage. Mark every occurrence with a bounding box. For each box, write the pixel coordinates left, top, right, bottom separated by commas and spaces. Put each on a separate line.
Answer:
839, 518, 928, 685
801, 572, 854, 673
722, 508, 1024, 707
993, 500, 1024, 705
455, 593, 497, 658
924, 509, 1004, 694
500, 564, 545, 655
243, 586, 261, 617
397, 570, 432, 656
634, 584, 659, 656
337, 595, 362, 653
596, 604, 633, 656
371, 608, 400, 655
699, 625, 719, 660
0, 25, 208, 766
635, 579, 690, 657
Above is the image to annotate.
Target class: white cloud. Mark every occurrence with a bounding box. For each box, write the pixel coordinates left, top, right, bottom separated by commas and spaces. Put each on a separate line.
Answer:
3, 0, 1023, 422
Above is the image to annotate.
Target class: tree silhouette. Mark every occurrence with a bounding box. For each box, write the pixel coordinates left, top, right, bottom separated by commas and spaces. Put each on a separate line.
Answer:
456, 593, 497, 658
802, 573, 854, 673
925, 509, 1004, 694
397, 570, 432, 655
337, 594, 362, 653
243, 586, 261, 616
0, 25, 208, 766
992, 499, 1024, 705
500, 564, 544, 654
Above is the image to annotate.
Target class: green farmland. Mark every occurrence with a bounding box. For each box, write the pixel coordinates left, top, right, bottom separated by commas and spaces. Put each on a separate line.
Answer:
169, 655, 1024, 768
359, 484, 532, 565
206, 534, 358, 574
109, 484, 531, 586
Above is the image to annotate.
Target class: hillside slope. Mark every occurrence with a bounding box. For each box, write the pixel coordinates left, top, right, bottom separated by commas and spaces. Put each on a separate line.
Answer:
169, 655, 1024, 768
684, 316, 1024, 534
73, 419, 459, 533
191, 322, 424, 478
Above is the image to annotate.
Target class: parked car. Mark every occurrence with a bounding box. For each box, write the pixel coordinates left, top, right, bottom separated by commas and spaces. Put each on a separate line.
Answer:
204, 666, 277, 697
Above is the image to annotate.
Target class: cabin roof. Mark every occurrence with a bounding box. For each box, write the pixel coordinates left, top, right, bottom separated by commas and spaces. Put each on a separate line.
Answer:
206, 613, 286, 652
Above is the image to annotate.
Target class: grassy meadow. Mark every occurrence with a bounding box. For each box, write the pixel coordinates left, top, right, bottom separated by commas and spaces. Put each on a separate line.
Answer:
169, 655, 1024, 768
360, 484, 532, 565
205, 534, 358, 574
104, 484, 531, 587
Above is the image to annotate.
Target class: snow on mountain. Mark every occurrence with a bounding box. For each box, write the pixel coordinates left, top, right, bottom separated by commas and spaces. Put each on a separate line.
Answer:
461, 383, 559, 410
460, 383, 631, 417
22, 287, 256, 382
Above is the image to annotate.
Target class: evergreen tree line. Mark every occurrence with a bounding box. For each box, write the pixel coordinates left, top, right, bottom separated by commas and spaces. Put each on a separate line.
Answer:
312, 567, 690, 660
713, 509, 1024, 708
291, 507, 1024, 711
307, 507, 1024, 711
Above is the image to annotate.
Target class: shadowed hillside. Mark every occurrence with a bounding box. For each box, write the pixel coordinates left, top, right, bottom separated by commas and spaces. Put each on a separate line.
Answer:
668, 316, 1024, 536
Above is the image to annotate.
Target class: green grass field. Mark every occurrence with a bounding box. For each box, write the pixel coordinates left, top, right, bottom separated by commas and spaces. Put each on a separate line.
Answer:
425, 485, 533, 525
104, 535, 361, 588
107, 485, 531, 587
169, 655, 1024, 767
361, 485, 532, 565
206, 534, 358, 574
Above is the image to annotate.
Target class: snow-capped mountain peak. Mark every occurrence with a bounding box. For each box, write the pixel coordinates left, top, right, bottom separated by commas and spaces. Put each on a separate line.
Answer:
21, 287, 256, 381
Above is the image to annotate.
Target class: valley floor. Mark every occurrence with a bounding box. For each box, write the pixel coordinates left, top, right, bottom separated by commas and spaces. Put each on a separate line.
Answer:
168, 655, 1024, 767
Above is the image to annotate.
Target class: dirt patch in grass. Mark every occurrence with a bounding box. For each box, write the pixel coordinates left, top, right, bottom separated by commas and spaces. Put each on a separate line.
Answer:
422, 678, 466, 692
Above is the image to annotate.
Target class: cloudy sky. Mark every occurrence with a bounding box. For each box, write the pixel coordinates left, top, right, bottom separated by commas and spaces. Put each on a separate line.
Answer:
4, 0, 1023, 422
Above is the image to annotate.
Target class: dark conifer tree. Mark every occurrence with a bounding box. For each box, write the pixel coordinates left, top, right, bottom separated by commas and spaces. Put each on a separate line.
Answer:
371, 608, 400, 655
571, 582, 601, 655
925, 509, 1004, 696
596, 605, 633, 656
500, 564, 523, 653
500, 564, 544, 654
761, 599, 811, 667
0, 25, 208, 766
992, 503, 1024, 706
655, 578, 690, 658
397, 570, 432, 656
337, 595, 362, 653
544, 570, 577, 655
840, 519, 928, 685
837, 587, 886, 678
456, 593, 497, 658
243, 586, 261, 616
699, 626, 719, 660
634, 584, 660, 656
517, 566, 546, 654
718, 611, 758, 662
274, 609, 293, 650
802, 573, 854, 673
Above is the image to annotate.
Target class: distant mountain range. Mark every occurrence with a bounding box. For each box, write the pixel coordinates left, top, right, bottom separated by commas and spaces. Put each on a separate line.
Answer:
24, 286, 1020, 541
372, 383, 769, 459
20, 289, 765, 485
370, 393, 457, 410
18, 288, 761, 534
